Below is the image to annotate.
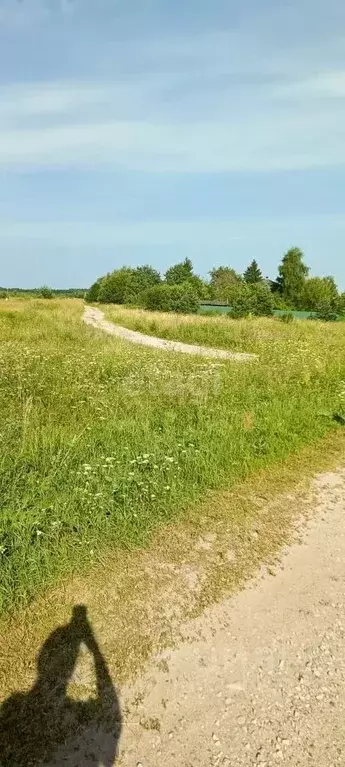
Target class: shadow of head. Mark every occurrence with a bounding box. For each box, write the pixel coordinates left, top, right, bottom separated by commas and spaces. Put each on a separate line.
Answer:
0, 605, 121, 766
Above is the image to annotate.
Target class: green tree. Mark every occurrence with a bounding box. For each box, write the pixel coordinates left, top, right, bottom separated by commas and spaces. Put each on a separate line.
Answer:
229, 283, 274, 318
97, 266, 161, 304
251, 283, 274, 316
186, 274, 210, 299
229, 283, 253, 318
243, 260, 263, 284
209, 266, 242, 299
131, 265, 161, 293
325, 276, 339, 307
337, 292, 345, 315
85, 278, 104, 303
303, 276, 339, 312
98, 268, 135, 304
277, 247, 309, 308
165, 258, 194, 285
39, 285, 54, 299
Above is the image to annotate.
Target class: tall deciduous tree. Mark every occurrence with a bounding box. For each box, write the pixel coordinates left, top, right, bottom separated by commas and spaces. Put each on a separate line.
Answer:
209, 266, 242, 299
243, 260, 263, 284
303, 276, 339, 311
277, 247, 309, 308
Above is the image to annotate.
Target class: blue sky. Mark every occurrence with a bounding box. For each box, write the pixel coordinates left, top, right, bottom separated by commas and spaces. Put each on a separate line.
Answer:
1, 0, 345, 289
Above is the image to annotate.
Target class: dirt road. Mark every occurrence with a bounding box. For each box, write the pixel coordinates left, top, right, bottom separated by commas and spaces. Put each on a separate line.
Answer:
83, 306, 256, 361
47, 468, 345, 766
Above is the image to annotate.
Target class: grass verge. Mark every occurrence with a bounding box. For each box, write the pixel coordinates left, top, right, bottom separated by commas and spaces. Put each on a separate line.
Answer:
1, 428, 345, 706
103, 303, 345, 354
1, 298, 345, 616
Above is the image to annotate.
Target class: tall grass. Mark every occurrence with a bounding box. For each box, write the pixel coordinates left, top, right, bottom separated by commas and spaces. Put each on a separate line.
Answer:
103, 304, 342, 354
1, 298, 345, 614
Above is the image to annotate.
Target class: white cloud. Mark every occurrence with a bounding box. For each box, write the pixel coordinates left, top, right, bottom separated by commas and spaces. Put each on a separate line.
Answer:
0, 82, 110, 120
0, 99, 345, 173
275, 71, 345, 100
1, 23, 345, 174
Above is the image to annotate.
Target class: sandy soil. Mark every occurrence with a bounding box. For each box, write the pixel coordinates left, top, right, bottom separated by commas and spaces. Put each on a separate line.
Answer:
46, 467, 345, 766
83, 306, 256, 361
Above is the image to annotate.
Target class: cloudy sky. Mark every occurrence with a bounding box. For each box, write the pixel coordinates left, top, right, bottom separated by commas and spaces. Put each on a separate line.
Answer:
1, 0, 345, 288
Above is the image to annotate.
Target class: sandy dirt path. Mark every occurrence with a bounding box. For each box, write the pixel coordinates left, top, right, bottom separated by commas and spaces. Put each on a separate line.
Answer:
47, 467, 345, 766
83, 306, 256, 361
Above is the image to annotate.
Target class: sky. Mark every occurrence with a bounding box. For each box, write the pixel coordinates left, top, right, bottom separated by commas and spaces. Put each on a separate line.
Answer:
0, 0, 345, 289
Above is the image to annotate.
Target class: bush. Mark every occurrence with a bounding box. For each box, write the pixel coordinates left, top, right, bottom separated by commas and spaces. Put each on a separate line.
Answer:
314, 301, 338, 322
280, 312, 294, 324
0, 290, 8, 300
141, 283, 199, 314
229, 283, 274, 318
251, 283, 274, 316
229, 286, 254, 318
272, 295, 293, 311
98, 269, 135, 304
96, 266, 162, 305
85, 278, 104, 303
39, 286, 54, 299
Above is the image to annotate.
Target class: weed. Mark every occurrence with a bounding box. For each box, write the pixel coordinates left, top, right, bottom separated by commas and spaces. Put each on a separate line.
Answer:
1, 299, 345, 614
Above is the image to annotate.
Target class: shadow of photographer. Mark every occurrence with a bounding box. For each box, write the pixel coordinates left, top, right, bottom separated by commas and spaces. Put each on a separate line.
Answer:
0, 605, 122, 766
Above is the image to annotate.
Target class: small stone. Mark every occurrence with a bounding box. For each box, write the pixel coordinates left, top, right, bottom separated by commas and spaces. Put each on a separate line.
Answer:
237, 715, 246, 726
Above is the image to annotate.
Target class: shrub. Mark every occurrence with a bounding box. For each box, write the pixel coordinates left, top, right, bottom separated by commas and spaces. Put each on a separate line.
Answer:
314, 301, 338, 322
229, 283, 274, 318
280, 312, 294, 324
96, 266, 162, 305
0, 290, 8, 300
39, 286, 54, 299
272, 295, 293, 311
98, 269, 135, 304
251, 283, 274, 316
141, 283, 199, 314
85, 278, 104, 303
229, 286, 254, 318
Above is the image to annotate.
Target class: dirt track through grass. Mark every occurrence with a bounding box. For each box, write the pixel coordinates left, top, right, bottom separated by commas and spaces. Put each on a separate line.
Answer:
84, 306, 257, 360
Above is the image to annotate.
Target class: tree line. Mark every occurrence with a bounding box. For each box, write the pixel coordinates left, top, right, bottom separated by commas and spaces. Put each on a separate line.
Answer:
86, 247, 345, 318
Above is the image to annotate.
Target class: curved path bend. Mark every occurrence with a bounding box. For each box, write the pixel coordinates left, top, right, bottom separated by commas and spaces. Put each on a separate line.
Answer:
83, 306, 257, 361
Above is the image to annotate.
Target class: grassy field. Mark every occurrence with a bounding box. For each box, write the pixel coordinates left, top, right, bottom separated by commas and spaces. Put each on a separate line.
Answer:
1, 298, 345, 615
103, 304, 344, 353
